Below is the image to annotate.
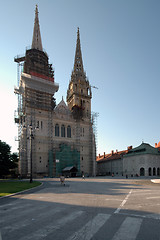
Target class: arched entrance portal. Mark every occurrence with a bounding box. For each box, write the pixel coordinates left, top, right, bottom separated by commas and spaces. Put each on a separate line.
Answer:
140, 167, 145, 176
148, 167, 152, 176
157, 168, 160, 176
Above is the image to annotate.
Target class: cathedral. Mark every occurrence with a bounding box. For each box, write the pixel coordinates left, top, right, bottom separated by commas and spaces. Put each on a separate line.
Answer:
14, 6, 96, 178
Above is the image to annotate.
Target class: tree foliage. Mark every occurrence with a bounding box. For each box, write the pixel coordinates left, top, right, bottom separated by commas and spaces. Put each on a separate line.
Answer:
0, 140, 18, 177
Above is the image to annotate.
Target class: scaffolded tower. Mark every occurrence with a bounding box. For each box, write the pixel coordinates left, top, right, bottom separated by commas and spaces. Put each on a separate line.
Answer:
14, 5, 59, 177
67, 28, 96, 176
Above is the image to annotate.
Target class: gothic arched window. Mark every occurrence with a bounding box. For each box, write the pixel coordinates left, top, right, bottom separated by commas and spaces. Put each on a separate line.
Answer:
61, 125, 65, 137
55, 124, 59, 137
67, 125, 71, 138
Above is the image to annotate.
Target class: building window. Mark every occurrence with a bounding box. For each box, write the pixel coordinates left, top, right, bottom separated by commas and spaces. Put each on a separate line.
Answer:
67, 125, 71, 138
153, 167, 156, 176
80, 127, 82, 136
148, 167, 152, 176
55, 124, 59, 137
61, 125, 65, 137
41, 121, 43, 129
140, 167, 145, 176
87, 110, 89, 117
37, 121, 39, 128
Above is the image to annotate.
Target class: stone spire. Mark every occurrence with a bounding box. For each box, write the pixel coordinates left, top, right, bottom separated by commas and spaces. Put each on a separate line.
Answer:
67, 28, 92, 118
32, 5, 43, 51
73, 27, 84, 74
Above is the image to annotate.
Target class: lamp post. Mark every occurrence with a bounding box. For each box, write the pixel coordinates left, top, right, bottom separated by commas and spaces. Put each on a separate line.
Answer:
29, 125, 34, 183
23, 123, 38, 183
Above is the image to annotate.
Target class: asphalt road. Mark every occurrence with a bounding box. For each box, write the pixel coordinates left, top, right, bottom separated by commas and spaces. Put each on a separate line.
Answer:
0, 177, 160, 240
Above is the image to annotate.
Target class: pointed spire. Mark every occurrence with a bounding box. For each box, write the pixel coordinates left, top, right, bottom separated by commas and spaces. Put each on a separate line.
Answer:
32, 5, 43, 51
73, 27, 84, 74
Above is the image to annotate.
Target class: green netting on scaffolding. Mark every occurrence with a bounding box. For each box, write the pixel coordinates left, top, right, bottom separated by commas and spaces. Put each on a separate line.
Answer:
55, 143, 80, 176
49, 150, 53, 177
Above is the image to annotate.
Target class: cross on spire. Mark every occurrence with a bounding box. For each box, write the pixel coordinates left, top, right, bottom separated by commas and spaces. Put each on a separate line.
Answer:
32, 5, 43, 51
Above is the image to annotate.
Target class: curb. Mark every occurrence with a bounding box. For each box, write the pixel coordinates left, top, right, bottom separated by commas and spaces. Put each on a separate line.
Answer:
151, 179, 160, 184
0, 182, 43, 199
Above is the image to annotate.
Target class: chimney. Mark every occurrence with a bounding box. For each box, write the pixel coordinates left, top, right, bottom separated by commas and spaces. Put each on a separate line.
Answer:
111, 150, 114, 155
127, 146, 132, 150
99, 154, 100, 158
116, 149, 118, 154
155, 143, 157, 148
104, 152, 105, 158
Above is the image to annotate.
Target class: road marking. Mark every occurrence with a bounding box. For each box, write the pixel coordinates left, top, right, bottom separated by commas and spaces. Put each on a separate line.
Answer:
0, 204, 47, 224
19, 210, 83, 240
1, 207, 63, 233
105, 199, 122, 201
146, 213, 160, 220
133, 190, 151, 193
112, 217, 142, 240
118, 212, 160, 220
0, 203, 15, 209
146, 196, 160, 199
67, 213, 111, 240
132, 190, 153, 195
0, 200, 28, 209
0, 204, 32, 214
114, 189, 132, 214
132, 192, 152, 196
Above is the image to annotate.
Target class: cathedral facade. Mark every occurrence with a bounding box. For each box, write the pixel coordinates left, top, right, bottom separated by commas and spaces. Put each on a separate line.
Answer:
14, 6, 96, 178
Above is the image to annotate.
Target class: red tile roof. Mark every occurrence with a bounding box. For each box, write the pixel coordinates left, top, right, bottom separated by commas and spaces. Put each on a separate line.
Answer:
155, 141, 160, 150
97, 150, 128, 162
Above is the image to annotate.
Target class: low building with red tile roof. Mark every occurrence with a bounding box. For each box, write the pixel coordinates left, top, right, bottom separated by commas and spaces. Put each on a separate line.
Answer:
96, 147, 130, 176
97, 143, 160, 177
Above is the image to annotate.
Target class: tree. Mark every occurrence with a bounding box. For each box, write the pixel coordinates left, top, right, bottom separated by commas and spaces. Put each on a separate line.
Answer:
0, 140, 18, 177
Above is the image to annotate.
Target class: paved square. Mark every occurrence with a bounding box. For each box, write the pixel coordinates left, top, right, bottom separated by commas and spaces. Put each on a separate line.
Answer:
1, 177, 160, 240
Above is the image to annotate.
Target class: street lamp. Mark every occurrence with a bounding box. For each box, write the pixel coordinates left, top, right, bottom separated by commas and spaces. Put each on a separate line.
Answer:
29, 125, 34, 183
23, 124, 35, 183
23, 122, 39, 183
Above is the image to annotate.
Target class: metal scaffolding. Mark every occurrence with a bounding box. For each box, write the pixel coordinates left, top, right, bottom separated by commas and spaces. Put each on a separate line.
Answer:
14, 48, 56, 177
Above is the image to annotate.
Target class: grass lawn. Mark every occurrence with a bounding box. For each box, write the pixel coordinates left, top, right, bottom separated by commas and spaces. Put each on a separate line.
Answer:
0, 181, 41, 197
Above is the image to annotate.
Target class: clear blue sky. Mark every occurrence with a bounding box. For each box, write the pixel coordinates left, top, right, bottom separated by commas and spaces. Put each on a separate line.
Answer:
0, 0, 160, 154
